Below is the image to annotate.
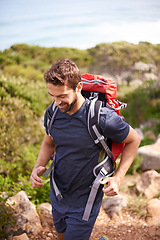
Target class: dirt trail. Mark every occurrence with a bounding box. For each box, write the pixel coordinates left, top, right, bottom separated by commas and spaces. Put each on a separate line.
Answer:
91, 207, 160, 240
30, 174, 160, 240
30, 206, 160, 240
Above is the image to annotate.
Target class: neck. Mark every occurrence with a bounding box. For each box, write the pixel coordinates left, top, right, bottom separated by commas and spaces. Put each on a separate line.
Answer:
77, 94, 86, 110
68, 93, 85, 115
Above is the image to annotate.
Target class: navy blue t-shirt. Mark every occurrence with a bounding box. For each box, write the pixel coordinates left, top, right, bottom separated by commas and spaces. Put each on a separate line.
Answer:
44, 99, 129, 208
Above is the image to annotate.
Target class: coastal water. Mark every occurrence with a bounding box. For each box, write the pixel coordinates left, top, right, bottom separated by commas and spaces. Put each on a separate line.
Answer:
0, 0, 160, 51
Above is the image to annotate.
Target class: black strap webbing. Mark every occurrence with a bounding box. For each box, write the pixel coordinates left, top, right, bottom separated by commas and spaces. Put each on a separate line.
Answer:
47, 102, 58, 135
88, 99, 116, 169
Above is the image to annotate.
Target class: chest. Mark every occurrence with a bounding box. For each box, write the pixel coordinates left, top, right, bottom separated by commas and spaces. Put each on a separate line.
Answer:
50, 114, 94, 151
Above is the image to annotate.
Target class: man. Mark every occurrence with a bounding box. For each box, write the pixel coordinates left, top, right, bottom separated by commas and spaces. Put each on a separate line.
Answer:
30, 58, 141, 240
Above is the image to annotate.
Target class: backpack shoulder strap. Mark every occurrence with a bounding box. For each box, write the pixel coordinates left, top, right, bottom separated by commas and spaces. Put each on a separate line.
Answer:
87, 98, 102, 142
47, 102, 58, 136
88, 99, 116, 168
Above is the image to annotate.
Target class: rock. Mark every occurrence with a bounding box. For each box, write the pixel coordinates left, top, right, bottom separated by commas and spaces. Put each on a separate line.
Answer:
136, 170, 160, 199
140, 119, 158, 130
130, 79, 143, 87
102, 194, 127, 219
6, 191, 42, 237
38, 202, 54, 227
8, 233, 29, 240
146, 198, 160, 226
135, 128, 144, 140
133, 62, 157, 73
144, 130, 156, 141
137, 134, 160, 171
144, 72, 158, 81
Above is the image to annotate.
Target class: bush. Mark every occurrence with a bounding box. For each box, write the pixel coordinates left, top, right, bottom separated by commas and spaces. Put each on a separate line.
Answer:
0, 44, 92, 74
127, 155, 143, 175
0, 72, 52, 206
140, 137, 155, 147
88, 41, 160, 75
3, 64, 43, 82
120, 81, 160, 128
0, 172, 50, 205
0, 74, 48, 181
0, 74, 51, 115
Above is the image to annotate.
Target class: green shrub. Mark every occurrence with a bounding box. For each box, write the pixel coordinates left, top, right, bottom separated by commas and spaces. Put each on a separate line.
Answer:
88, 41, 160, 74
3, 65, 43, 82
1, 42, 160, 76
31, 178, 51, 204
0, 44, 92, 74
0, 74, 50, 116
154, 120, 160, 136
0, 73, 52, 205
0, 172, 50, 206
140, 137, 155, 147
0, 74, 48, 184
127, 155, 143, 175
120, 81, 160, 128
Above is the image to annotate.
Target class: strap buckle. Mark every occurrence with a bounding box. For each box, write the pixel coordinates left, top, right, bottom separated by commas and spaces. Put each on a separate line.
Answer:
94, 135, 105, 144
100, 167, 108, 177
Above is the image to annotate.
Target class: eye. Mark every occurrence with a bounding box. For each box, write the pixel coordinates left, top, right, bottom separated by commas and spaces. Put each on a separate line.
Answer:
60, 95, 66, 99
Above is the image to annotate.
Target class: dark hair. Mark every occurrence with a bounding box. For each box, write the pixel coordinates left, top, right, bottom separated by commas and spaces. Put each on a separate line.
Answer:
44, 58, 81, 90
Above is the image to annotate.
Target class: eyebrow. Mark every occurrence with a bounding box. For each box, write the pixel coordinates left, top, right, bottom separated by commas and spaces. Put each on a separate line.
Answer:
48, 92, 54, 96
48, 92, 67, 97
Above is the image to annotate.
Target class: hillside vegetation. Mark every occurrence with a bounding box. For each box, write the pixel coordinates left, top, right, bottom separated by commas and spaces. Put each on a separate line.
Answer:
1, 42, 160, 75
88, 41, 160, 75
0, 42, 160, 207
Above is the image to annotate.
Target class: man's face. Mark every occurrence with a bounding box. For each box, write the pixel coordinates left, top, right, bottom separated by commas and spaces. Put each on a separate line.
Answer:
47, 83, 78, 114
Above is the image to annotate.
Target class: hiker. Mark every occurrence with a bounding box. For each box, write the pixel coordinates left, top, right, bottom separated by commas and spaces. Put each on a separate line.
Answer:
30, 58, 141, 240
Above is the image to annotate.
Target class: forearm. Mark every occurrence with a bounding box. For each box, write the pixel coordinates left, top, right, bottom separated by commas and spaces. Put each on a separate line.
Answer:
30, 133, 55, 188
114, 138, 140, 184
33, 136, 55, 170
114, 125, 141, 184
100, 127, 141, 196
100, 126, 141, 196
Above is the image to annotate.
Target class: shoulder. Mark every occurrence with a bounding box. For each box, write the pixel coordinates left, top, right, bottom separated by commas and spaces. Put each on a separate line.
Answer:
99, 106, 130, 142
100, 106, 118, 122
44, 102, 55, 133
45, 102, 55, 118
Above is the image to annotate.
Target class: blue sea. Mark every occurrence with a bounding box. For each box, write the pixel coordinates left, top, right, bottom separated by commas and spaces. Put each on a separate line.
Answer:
0, 0, 160, 51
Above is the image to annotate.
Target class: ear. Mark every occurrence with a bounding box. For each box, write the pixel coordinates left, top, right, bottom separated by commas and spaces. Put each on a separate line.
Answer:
76, 82, 83, 93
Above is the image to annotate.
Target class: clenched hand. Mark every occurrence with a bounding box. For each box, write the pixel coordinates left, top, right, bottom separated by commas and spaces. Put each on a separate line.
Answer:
30, 166, 45, 188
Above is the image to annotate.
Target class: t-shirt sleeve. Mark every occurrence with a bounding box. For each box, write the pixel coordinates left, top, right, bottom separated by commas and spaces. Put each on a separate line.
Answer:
99, 107, 130, 143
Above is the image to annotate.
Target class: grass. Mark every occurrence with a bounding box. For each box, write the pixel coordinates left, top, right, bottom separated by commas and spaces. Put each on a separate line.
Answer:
127, 194, 149, 218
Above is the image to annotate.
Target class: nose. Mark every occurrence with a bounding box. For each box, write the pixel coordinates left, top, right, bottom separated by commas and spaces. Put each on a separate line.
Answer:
54, 97, 62, 106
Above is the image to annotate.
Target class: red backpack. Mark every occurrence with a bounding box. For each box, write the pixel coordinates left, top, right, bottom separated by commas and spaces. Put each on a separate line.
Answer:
81, 73, 127, 161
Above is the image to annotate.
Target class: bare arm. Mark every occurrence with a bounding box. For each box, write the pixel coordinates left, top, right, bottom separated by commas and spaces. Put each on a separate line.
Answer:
30, 133, 55, 188
100, 126, 141, 196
